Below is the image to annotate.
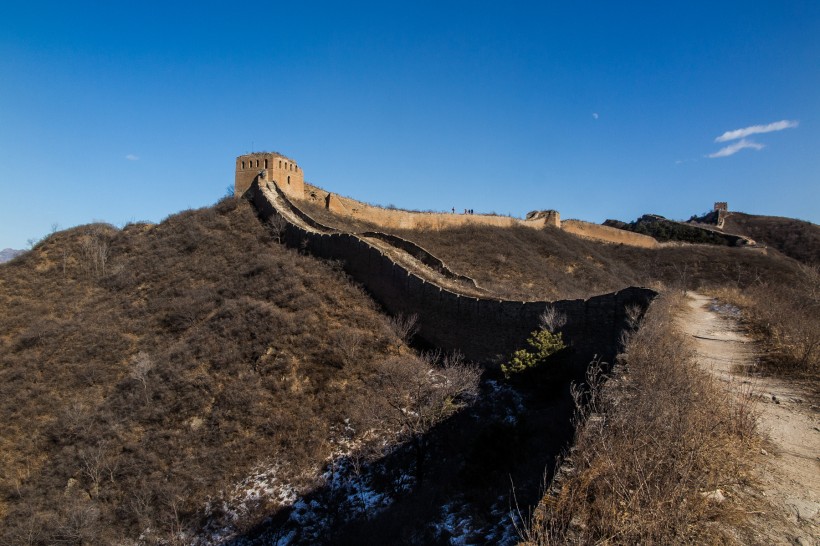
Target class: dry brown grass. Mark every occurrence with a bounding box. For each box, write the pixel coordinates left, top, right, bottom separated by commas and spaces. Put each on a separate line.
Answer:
270, 194, 807, 302
0, 198, 415, 544
2, 191, 811, 543
721, 212, 820, 266
521, 292, 759, 544
389, 223, 804, 301
709, 264, 820, 386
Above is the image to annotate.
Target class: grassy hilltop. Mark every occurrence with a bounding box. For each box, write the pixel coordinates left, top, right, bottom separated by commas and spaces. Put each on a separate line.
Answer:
0, 199, 420, 543
0, 195, 816, 544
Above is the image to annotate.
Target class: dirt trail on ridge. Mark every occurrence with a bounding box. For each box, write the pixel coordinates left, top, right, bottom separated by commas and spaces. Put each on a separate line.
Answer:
683, 293, 819, 545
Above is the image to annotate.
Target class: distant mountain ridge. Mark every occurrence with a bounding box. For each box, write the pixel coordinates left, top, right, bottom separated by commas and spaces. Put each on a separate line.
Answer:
0, 248, 24, 263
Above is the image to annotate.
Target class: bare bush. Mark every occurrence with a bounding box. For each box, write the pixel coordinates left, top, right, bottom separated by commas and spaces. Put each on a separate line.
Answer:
129, 351, 154, 400
523, 293, 757, 544
371, 351, 480, 483
268, 213, 289, 244
388, 312, 420, 343
538, 306, 567, 333
712, 270, 820, 377
79, 440, 119, 498
624, 303, 643, 330
336, 329, 362, 366
79, 228, 112, 278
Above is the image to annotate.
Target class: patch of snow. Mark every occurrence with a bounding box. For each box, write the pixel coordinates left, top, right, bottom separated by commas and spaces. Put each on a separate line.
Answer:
193, 418, 425, 544
709, 299, 742, 317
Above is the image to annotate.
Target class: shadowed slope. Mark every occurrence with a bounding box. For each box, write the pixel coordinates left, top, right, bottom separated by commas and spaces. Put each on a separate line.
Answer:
720, 212, 820, 266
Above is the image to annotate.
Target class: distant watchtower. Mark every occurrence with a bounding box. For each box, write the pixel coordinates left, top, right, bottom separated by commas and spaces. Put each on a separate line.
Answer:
235, 152, 304, 200
713, 202, 728, 228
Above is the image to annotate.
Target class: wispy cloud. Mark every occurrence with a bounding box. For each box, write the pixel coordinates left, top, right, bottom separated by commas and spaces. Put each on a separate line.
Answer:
125, 154, 139, 161
592, 112, 599, 120
708, 138, 765, 158
715, 120, 799, 142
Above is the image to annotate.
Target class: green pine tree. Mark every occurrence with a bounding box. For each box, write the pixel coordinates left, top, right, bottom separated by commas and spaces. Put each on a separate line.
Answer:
501, 330, 565, 379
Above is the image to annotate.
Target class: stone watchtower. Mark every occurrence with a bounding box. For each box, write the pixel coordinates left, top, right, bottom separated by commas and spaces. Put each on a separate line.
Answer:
713, 202, 729, 228
235, 152, 304, 200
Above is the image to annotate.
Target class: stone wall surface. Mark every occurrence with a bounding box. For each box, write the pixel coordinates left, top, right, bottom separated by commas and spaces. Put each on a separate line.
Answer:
305, 184, 560, 230
562, 220, 660, 248
250, 180, 656, 364
360, 231, 477, 285
236, 152, 304, 199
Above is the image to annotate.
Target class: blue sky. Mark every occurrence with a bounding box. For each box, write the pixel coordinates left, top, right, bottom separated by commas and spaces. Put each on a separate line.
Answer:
1, 1, 818, 249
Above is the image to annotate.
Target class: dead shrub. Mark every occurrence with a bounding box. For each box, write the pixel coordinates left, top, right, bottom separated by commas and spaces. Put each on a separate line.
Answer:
388, 312, 420, 343
711, 267, 820, 380
523, 293, 758, 544
369, 351, 481, 483
538, 306, 567, 333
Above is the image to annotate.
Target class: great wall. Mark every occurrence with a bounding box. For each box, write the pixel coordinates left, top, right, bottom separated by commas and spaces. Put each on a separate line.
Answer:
237, 152, 657, 363
235, 152, 663, 248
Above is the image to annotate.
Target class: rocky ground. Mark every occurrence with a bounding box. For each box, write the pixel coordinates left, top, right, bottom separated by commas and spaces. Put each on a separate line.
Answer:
684, 293, 819, 545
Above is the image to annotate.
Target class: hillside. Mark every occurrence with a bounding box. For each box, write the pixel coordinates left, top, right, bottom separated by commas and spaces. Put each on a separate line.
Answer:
0, 199, 417, 543
0, 196, 603, 545
2, 189, 815, 544
719, 211, 820, 265
292, 193, 804, 301
604, 215, 746, 247
252, 187, 819, 543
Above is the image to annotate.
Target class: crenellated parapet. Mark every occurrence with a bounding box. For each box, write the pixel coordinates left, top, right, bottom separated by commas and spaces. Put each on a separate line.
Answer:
235, 152, 304, 200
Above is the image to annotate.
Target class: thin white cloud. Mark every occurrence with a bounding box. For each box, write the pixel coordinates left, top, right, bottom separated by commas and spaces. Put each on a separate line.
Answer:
125, 154, 139, 161
592, 112, 599, 120
715, 120, 798, 142
708, 138, 765, 158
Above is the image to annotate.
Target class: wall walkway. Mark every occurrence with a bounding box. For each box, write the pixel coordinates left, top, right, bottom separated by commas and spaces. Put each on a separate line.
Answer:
562, 220, 661, 248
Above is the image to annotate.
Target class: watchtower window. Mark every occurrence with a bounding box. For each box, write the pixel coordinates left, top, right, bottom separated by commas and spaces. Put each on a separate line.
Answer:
279, 160, 282, 168
241, 161, 245, 169
287, 175, 291, 185
256, 159, 259, 168
264, 159, 268, 169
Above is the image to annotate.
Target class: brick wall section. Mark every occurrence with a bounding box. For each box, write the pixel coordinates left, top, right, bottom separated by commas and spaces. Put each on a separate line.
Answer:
360, 232, 478, 286
250, 180, 657, 364
305, 184, 561, 230
562, 220, 660, 248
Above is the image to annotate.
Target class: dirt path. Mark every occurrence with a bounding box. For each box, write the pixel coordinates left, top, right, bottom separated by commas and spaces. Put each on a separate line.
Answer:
683, 293, 819, 545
